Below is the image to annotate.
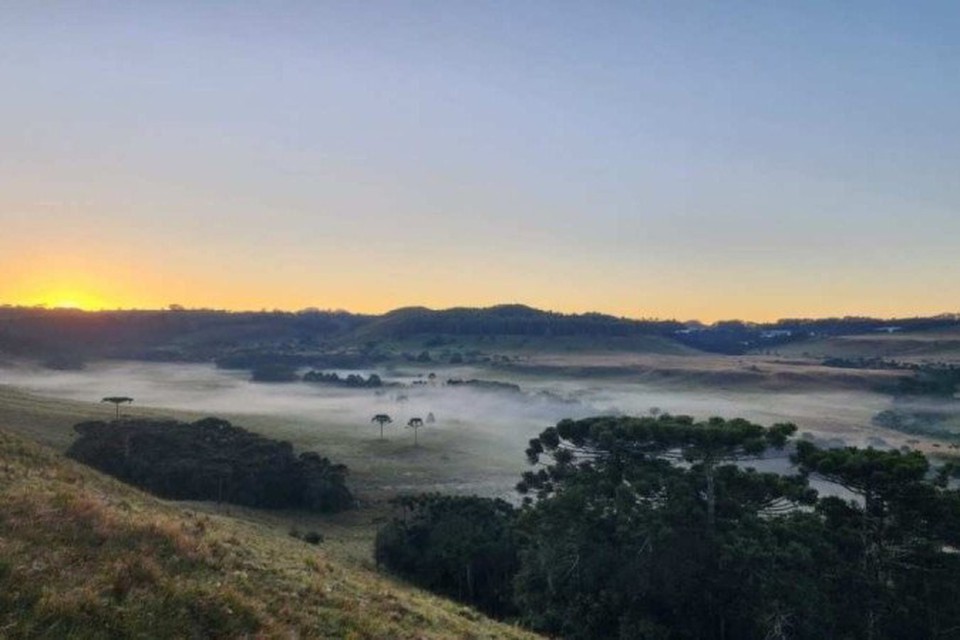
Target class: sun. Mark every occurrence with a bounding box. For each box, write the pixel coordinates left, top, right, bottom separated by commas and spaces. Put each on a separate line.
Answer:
51, 299, 83, 309
41, 291, 105, 311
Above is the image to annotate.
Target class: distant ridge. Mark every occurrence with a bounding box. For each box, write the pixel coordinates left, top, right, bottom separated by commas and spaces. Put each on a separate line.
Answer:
1, 304, 959, 361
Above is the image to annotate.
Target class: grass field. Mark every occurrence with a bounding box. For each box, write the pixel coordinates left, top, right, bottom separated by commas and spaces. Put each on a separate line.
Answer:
0, 427, 539, 639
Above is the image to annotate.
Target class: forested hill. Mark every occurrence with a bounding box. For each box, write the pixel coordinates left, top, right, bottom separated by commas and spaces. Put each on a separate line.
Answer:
1, 304, 958, 363
355, 305, 683, 339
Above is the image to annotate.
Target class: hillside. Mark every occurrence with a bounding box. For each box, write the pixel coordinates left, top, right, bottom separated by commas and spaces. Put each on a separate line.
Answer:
4, 306, 960, 368
0, 428, 538, 639
769, 328, 960, 364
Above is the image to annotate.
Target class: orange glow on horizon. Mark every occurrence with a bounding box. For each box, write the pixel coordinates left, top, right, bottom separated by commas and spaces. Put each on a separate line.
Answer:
26, 290, 108, 311
2, 288, 952, 323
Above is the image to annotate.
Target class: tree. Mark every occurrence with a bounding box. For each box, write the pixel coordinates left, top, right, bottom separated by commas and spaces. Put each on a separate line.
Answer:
516, 414, 817, 639
793, 442, 960, 639
101, 396, 133, 420
375, 494, 519, 617
407, 417, 424, 446
521, 414, 807, 533
67, 417, 353, 513
371, 413, 392, 440
369, 412, 960, 639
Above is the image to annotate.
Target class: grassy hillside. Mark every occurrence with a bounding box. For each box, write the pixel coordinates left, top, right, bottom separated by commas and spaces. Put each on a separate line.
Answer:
0, 428, 538, 639
770, 329, 960, 363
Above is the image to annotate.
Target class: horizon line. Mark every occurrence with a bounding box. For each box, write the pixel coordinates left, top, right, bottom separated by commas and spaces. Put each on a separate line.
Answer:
3, 301, 958, 327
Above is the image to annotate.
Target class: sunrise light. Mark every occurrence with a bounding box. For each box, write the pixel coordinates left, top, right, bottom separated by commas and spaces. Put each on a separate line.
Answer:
37, 291, 105, 311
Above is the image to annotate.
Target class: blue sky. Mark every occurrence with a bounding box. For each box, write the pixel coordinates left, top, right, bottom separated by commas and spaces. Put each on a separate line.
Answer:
2, 1, 958, 319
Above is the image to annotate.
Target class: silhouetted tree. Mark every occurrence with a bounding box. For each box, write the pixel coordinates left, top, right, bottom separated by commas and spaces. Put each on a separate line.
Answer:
407, 417, 424, 446
101, 396, 133, 420
371, 413, 393, 440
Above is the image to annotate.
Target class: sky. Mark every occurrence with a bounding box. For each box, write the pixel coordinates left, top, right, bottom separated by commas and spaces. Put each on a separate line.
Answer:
1, 1, 958, 321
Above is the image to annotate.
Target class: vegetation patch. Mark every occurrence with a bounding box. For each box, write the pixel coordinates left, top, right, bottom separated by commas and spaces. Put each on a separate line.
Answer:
872, 407, 960, 443
66, 417, 354, 512
445, 378, 522, 393
377, 414, 960, 639
304, 370, 384, 388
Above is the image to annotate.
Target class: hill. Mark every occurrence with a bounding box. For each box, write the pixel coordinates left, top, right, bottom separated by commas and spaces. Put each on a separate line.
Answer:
3, 306, 959, 370
768, 327, 960, 364
0, 428, 538, 639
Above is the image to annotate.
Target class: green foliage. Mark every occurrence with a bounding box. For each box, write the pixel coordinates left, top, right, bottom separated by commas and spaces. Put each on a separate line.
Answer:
377, 414, 960, 639
871, 364, 960, 397
446, 378, 522, 393
794, 443, 960, 638
512, 417, 960, 639
872, 408, 960, 442
303, 370, 382, 387
375, 494, 520, 618
66, 417, 353, 512
515, 415, 820, 639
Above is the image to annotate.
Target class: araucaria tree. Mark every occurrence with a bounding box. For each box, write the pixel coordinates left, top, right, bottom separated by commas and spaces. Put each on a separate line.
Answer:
793, 442, 960, 639
376, 412, 960, 639
407, 417, 424, 446
371, 413, 392, 440
101, 396, 133, 420
516, 415, 820, 640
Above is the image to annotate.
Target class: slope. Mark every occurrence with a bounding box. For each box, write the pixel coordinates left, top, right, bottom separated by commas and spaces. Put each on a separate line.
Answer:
0, 428, 538, 639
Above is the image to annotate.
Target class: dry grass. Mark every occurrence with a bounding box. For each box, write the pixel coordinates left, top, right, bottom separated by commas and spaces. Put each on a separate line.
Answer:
771, 329, 960, 364
0, 429, 539, 639
505, 352, 903, 392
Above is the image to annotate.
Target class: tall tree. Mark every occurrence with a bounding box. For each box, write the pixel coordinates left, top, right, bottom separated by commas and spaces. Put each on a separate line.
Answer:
371, 413, 392, 440
793, 442, 960, 639
101, 396, 133, 420
407, 417, 424, 446
517, 414, 817, 640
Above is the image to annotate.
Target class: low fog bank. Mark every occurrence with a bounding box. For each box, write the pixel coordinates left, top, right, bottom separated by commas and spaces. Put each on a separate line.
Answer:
0, 360, 931, 497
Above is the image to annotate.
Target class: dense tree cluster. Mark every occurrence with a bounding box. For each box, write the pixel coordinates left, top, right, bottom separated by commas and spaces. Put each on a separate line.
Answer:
67, 418, 353, 512
872, 408, 960, 443
376, 414, 960, 639
445, 378, 522, 393
367, 305, 684, 340
890, 366, 960, 397
375, 494, 519, 618
303, 370, 383, 388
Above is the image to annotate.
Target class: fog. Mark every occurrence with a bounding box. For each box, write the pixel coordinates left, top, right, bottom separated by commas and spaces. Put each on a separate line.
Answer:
0, 360, 910, 498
